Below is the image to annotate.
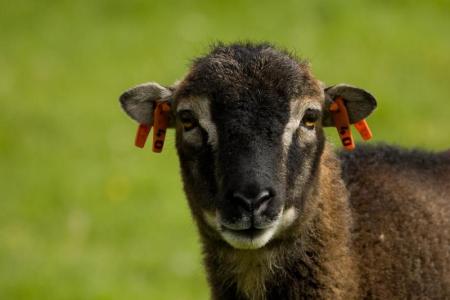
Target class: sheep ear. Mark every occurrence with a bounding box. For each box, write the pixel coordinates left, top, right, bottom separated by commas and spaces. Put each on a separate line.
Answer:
119, 82, 173, 125
322, 84, 377, 127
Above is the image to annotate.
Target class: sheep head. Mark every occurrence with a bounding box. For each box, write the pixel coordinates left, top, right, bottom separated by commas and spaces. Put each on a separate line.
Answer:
119, 43, 376, 250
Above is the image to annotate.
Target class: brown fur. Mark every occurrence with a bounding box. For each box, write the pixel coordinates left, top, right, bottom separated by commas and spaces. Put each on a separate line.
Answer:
178, 45, 450, 299
119, 42, 450, 299
196, 144, 450, 299
199, 144, 359, 300
342, 144, 450, 299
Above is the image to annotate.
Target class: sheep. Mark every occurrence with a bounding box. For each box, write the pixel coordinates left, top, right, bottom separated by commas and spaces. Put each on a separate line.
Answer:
119, 42, 450, 299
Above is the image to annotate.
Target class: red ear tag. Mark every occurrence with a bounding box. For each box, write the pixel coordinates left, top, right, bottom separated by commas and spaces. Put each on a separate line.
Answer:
354, 119, 373, 141
330, 97, 355, 151
152, 101, 171, 153
135, 124, 152, 148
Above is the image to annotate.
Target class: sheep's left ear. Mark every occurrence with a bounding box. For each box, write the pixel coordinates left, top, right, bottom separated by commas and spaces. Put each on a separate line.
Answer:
322, 84, 377, 127
119, 82, 175, 126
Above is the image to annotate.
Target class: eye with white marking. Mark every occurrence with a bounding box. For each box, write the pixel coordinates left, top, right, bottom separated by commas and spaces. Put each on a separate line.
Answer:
177, 110, 198, 131
301, 108, 321, 130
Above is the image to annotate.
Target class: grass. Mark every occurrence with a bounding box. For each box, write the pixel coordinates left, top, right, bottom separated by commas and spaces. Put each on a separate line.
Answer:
0, 0, 449, 299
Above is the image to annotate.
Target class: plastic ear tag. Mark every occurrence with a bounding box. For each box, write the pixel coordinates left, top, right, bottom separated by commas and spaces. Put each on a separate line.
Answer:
135, 124, 152, 148
134, 100, 172, 153
152, 101, 171, 153
330, 97, 355, 151
330, 97, 374, 150
354, 119, 373, 141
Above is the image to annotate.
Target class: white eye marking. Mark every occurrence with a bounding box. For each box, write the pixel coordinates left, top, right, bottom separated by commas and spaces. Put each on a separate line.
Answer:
282, 99, 321, 154
177, 97, 218, 149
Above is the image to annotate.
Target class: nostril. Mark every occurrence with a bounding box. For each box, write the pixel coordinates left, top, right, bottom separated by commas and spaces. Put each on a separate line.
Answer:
231, 192, 252, 211
230, 189, 274, 212
254, 190, 273, 207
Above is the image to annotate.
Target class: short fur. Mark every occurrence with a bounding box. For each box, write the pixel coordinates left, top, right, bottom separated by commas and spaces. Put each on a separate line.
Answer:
175, 44, 449, 299
341, 144, 450, 299
120, 42, 450, 299
202, 145, 359, 299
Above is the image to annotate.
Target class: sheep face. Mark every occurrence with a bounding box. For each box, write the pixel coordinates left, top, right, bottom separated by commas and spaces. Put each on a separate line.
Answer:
119, 43, 376, 251
173, 44, 325, 250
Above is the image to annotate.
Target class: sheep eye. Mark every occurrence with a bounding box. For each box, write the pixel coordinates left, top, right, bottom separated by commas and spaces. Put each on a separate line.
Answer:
178, 110, 198, 131
301, 109, 320, 130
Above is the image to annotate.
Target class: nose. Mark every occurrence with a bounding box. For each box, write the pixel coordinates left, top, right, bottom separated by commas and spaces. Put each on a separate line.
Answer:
230, 188, 274, 215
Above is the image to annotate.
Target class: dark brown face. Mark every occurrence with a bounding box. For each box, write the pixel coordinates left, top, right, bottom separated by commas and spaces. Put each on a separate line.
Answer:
174, 44, 325, 249
119, 42, 377, 250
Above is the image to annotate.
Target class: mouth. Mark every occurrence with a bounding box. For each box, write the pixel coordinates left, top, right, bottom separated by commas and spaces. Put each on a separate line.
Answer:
221, 226, 269, 238
220, 224, 279, 250
203, 207, 298, 250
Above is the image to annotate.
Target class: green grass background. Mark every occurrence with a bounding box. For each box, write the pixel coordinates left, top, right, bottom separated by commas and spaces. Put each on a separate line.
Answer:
1, 0, 449, 299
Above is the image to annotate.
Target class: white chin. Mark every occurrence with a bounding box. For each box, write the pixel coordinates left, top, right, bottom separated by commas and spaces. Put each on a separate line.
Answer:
221, 226, 278, 250
203, 207, 298, 250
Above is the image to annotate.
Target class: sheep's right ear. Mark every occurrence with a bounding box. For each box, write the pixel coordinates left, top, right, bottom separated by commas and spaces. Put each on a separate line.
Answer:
119, 82, 173, 125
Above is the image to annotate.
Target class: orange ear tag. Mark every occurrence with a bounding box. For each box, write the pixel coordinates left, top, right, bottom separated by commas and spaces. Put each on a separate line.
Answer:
135, 124, 152, 148
330, 97, 355, 151
354, 119, 373, 141
152, 101, 171, 153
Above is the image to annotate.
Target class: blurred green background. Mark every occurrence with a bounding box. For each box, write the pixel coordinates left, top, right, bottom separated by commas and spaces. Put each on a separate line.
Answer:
0, 0, 449, 299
